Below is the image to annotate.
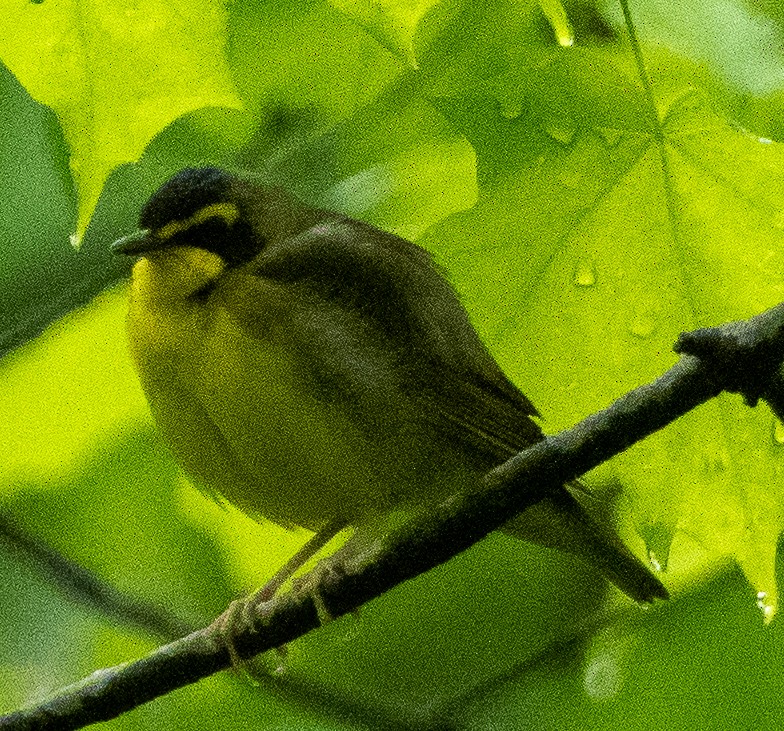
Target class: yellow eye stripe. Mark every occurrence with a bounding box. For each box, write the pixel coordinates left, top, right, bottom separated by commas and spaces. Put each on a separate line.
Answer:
156, 202, 240, 242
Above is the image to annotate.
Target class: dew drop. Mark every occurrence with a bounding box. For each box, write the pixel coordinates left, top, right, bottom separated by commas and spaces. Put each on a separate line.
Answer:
772, 420, 784, 445
273, 645, 288, 675
756, 591, 775, 622
773, 210, 784, 229
557, 32, 575, 48
499, 100, 522, 120
759, 137, 773, 144
573, 259, 597, 287
629, 315, 656, 339
703, 452, 729, 474
545, 123, 575, 145
598, 128, 623, 147
583, 651, 621, 700
648, 551, 662, 573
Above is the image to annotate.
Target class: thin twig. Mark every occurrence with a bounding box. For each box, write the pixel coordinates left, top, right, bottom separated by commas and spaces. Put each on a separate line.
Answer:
0, 512, 192, 640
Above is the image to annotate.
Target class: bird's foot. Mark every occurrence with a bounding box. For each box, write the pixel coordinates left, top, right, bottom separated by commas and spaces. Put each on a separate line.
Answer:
290, 559, 348, 626
208, 559, 345, 677
208, 594, 264, 681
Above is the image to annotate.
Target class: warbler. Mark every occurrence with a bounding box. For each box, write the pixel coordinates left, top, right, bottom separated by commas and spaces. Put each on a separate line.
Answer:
113, 167, 667, 605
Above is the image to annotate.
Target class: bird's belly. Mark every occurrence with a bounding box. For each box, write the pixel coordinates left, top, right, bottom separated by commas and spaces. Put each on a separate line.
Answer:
129, 301, 414, 530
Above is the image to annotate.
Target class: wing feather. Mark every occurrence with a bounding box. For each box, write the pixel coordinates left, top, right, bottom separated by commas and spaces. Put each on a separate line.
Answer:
230, 213, 665, 602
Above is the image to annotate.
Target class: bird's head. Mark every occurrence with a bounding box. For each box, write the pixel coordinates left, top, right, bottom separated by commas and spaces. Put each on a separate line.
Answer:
112, 167, 262, 267
112, 167, 316, 302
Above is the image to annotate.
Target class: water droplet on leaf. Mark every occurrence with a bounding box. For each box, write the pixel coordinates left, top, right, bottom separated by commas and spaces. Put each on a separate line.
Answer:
273, 645, 288, 675
557, 33, 574, 48
499, 100, 522, 120
573, 260, 596, 287
772, 420, 784, 445
756, 591, 775, 622
545, 123, 575, 145
648, 551, 662, 573
704, 452, 729, 474
640, 523, 671, 571
583, 650, 622, 700
629, 315, 656, 339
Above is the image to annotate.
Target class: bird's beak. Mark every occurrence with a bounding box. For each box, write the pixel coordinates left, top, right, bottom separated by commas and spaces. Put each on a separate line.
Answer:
111, 229, 169, 256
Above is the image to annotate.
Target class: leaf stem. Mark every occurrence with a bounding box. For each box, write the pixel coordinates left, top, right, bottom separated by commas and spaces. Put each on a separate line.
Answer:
618, 0, 702, 331
618, 0, 661, 136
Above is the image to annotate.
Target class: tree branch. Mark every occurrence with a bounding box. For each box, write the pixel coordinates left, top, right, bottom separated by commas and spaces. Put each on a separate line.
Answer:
0, 512, 193, 641
0, 514, 424, 730
4, 302, 784, 731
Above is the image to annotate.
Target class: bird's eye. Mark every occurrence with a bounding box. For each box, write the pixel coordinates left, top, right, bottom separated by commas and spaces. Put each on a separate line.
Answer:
154, 208, 259, 267
172, 216, 234, 251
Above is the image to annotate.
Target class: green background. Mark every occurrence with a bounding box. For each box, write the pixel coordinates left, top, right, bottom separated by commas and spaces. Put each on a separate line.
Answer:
2, 0, 784, 727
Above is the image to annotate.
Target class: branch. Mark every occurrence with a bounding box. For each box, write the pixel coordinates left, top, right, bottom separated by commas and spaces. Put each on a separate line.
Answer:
0, 514, 419, 730
4, 302, 784, 731
0, 512, 193, 641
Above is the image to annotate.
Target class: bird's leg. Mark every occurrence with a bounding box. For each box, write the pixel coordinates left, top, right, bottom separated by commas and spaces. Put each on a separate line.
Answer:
249, 517, 347, 609
210, 519, 346, 667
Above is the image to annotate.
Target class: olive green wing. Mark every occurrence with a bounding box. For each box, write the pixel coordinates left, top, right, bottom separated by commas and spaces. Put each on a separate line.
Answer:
412, 365, 667, 603
245, 214, 666, 602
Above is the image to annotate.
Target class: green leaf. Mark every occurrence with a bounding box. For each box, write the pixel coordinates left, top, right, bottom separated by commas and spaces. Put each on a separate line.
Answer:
327, 0, 444, 66
0, 0, 241, 243
415, 0, 784, 615
461, 567, 784, 729
228, 0, 400, 128
600, 0, 784, 96
262, 79, 478, 238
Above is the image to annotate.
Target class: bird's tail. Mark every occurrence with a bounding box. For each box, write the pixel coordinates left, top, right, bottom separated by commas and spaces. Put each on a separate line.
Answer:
502, 484, 668, 604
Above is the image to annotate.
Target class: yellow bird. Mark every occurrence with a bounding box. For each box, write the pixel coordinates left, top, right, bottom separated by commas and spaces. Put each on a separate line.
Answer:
113, 167, 667, 606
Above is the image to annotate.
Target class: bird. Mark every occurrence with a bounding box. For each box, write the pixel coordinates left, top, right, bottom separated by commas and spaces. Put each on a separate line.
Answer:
112, 166, 668, 611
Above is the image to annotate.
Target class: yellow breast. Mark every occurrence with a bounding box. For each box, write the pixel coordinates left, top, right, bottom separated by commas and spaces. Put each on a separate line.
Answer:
125, 248, 402, 530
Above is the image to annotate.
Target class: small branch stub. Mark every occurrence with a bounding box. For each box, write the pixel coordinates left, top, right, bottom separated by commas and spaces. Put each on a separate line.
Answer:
675, 302, 784, 411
